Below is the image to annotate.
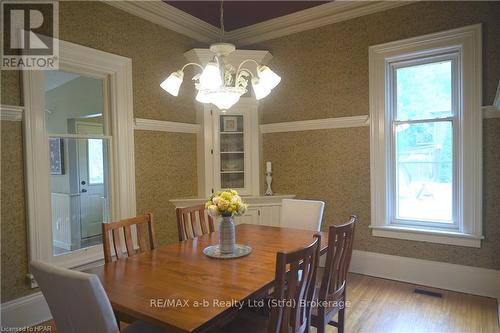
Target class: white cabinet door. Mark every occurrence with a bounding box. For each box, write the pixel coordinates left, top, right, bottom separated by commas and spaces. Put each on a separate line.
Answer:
259, 205, 281, 227
234, 207, 261, 225
204, 98, 260, 197
212, 108, 252, 195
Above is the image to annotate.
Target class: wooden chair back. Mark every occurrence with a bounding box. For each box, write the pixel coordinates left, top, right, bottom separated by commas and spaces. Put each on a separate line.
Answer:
176, 204, 215, 241
102, 213, 157, 263
268, 234, 321, 333
318, 216, 356, 306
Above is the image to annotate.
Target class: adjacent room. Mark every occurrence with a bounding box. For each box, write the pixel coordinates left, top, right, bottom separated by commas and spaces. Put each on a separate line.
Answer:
1, 1, 499, 332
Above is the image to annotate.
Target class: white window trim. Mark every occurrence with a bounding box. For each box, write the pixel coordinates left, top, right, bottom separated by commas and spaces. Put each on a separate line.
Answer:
369, 24, 483, 248
23, 38, 136, 285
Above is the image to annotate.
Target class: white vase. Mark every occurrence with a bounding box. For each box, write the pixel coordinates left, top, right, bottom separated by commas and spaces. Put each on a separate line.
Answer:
219, 216, 235, 254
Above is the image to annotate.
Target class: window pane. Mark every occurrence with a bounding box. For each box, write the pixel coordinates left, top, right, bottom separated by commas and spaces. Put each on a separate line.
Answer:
396, 61, 452, 121
49, 137, 110, 256
88, 139, 104, 184
44, 70, 105, 134
395, 122, 453, 222
220, 115, 244, 189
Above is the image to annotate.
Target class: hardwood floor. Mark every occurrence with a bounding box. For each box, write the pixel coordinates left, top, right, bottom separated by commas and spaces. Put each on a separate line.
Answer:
33, 273, 499, 333
326, 273, 499, 333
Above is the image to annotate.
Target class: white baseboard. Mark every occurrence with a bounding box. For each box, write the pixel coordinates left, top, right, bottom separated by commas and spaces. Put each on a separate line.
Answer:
350, 250, 500, 299
2, 251, 498, 328
1, 292, 51, 329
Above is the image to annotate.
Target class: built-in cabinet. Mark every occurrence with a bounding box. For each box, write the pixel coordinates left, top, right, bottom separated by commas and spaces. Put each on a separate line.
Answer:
199, 99, 260, 196
170, 195, 295, 228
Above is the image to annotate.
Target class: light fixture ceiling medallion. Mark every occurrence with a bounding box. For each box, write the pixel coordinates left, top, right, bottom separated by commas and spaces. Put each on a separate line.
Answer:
160, 0, 281, 110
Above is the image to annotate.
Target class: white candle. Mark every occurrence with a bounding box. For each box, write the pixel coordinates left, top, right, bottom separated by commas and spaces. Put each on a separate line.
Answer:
266, 161, 272, 173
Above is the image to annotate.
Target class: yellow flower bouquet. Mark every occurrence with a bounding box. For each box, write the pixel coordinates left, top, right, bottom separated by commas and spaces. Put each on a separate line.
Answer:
205, 189, 248, 218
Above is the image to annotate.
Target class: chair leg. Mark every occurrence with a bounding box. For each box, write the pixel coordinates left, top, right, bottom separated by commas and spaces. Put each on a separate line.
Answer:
317, 322, 326, 333
337, 307, 345, 333
315, 316, 327, 333
114, 311, 121, 330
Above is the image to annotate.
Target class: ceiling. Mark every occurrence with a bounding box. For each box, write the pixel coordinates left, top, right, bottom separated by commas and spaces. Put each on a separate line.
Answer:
44, 71, 80, 92
165, 1, 330, 31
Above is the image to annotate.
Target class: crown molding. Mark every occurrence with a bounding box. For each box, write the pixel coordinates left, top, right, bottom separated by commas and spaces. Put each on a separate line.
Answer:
226, 1, 414, 46
102, 1, 413, 46
102, 0, 219, 44
1, 104, 24, 121
260, 115, 369, 134
135, 118, 200, 134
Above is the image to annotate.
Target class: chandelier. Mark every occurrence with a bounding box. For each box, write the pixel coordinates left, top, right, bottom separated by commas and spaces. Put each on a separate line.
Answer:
160, 1, 281, 110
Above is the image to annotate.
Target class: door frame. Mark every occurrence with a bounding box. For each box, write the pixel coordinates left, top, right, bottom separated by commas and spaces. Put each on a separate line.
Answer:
23, 38, 136, 286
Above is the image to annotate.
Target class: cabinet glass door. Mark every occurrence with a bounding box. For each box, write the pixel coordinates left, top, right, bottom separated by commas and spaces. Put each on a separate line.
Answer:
219, 115, 245, 189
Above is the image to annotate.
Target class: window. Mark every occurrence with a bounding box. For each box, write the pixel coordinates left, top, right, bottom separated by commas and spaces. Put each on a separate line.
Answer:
88, 139, 105, 185
369, 25, 483, 247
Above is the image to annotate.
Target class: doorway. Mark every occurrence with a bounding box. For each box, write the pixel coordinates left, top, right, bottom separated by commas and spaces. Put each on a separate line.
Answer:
45, 69, 111, 255
23, 39, 135, 275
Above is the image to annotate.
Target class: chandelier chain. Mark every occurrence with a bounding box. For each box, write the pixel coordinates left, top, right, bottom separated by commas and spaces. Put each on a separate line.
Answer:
219, 0, 225, 41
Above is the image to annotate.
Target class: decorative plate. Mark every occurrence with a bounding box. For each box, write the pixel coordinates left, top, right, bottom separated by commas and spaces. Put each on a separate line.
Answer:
203, 244, 252, 259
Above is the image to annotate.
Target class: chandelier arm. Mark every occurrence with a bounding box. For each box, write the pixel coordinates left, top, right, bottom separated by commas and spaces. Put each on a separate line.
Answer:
236, 59, 259, 76
180, 62, 204, 72
236, 68, 255, 79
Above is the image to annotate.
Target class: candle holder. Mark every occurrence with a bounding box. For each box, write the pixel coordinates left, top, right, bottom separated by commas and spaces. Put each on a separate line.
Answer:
265, 172, 273, 196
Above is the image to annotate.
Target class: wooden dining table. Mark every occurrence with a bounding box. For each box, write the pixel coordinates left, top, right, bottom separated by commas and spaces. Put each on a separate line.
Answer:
90, 224, 327, 333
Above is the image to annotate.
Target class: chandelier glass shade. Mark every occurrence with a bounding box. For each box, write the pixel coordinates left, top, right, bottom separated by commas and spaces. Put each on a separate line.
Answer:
160, 42, 281, 110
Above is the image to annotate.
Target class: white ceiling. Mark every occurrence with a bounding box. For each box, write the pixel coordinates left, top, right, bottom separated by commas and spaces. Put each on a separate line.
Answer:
44, 71, 80, 92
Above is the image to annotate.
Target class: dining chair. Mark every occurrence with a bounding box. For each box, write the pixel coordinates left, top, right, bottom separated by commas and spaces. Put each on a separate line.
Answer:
30, 261, 167, 333
176, 204, 215, 241
218, 234, 321, 333
102, 213, 157, 263
311, 216, 357, 333
280, 199, 325, 231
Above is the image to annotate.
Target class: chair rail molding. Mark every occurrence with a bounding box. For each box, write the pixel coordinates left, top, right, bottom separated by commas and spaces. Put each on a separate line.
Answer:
0, 104, 24, 121
260, 115, 369, 134
102, 0, 413, 45
482, 105, 500, 118
483, 81, 500, 118
259, 107, 496, 136
134, 118, 201, 134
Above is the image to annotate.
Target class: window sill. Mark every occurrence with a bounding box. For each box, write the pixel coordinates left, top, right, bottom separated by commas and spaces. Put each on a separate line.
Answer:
369, 225, 483, 248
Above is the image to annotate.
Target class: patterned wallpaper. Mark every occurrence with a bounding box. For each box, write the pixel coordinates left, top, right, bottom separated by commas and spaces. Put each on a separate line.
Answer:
263, 121, 500, 270
0, 1, 201, 302
257, 1, 500, 269
134, 131, 198, 246
1, 122, 32, 301
254, 1, 500, 123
